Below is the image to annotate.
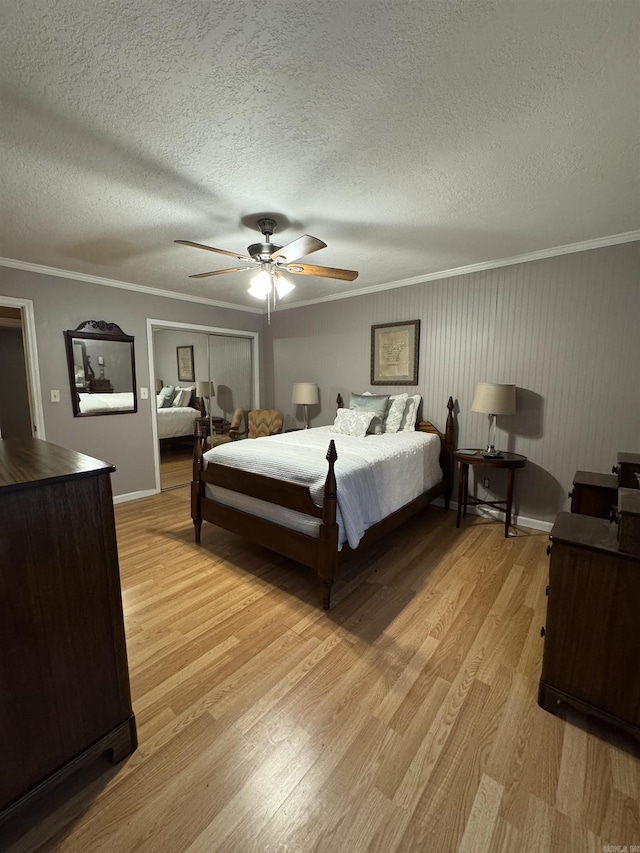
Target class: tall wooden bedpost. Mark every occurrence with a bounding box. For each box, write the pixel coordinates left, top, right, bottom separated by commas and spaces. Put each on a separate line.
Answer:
192, 435, 205, 543
443, 396, 455, 510
318, 439, 339, 610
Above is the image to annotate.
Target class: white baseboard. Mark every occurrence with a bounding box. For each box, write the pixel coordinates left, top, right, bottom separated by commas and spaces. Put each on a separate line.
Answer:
433, 497, 554, 533
113, 488, 158, 504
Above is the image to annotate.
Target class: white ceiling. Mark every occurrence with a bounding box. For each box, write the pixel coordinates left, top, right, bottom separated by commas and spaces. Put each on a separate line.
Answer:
1, 1, 638, 311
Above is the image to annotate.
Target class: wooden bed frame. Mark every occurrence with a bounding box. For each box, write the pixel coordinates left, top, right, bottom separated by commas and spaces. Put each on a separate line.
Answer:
191, 396, 455, 610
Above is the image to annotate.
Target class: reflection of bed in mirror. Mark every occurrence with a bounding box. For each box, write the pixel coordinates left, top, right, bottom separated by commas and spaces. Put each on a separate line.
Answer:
64, 321, 137, 417
78, 392, 135, 414
157, 387, 204, 445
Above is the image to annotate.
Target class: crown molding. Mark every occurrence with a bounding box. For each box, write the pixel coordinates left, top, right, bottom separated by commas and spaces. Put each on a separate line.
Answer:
275, 229, 640, 311
0, 257, 263, 314
1, 229, 637, 315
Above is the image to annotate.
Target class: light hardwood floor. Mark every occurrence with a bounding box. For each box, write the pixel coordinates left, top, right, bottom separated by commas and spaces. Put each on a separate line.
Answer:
160, 445, 194, 490
2, 490, 639, 852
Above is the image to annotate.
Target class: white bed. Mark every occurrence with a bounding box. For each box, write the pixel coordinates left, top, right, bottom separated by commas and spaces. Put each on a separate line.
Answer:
157, 406, 202, 440
192, 396, 455, 609
203, 427, 442, 549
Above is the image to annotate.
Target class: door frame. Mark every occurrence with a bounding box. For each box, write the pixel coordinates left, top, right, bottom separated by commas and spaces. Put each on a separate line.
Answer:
0, 296, 45, 439
147, 318, 260, 494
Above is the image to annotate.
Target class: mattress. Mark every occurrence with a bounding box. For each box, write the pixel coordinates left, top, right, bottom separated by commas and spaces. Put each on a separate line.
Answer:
203, 426, 442, 548
157, 406, 201, 439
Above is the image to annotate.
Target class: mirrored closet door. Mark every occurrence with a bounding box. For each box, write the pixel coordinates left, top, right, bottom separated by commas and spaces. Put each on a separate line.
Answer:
153, 328, 254, 491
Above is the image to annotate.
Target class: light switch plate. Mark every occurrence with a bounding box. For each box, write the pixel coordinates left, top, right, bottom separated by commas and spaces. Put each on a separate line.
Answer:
50, 390, 60, 403
140, 387, 149, 399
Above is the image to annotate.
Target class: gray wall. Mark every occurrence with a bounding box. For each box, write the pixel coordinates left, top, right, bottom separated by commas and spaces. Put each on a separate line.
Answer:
0, 267, 262, 497
264, 242, 640, 526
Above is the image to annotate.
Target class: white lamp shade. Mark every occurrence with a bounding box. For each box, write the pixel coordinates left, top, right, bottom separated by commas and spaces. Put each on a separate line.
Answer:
196, 380, 215, 398
471, 382, 516, 415
248, 270, 271, 299
274, 275, 295, 298
292, 382, 319, 405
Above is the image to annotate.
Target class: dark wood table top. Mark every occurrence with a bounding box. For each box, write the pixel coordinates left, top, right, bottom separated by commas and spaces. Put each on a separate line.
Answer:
0, 438, 114, 492
573, 470, 618, 488
455, 449, 527, 467
550, 511, 640, 561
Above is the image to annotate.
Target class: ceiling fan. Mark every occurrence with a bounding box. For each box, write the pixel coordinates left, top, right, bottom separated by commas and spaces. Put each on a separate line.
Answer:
175, 218, 359, 307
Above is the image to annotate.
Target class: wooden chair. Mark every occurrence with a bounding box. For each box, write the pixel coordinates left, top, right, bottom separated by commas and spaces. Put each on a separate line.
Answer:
235, 409, 284, 439
205, 407, 245, 449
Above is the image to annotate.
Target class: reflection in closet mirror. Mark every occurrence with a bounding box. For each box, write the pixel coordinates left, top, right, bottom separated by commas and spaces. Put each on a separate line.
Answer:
64, 320, 137, 417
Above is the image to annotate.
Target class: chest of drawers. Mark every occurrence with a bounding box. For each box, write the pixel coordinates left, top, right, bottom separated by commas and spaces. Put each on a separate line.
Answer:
539, 512, 640, 739
0, 438, 136, 823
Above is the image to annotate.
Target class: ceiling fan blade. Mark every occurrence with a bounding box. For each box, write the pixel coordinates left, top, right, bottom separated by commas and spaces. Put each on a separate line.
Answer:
175, 239, 255, 264
283, 262, 359, 282
270, 235, 327, 263
188, 266, 253, 279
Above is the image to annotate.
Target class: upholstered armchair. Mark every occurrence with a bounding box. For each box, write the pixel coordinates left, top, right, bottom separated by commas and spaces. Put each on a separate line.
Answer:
205, 407, 245, 449
234, 409, 284, 439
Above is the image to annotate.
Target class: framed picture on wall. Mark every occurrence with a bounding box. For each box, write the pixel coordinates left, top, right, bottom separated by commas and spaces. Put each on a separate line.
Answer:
371, 319, 420, 385
176, 345, 195, 382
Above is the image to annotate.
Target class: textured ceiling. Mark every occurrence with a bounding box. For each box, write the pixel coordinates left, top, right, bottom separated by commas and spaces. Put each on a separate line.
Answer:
1, 1, 638, 311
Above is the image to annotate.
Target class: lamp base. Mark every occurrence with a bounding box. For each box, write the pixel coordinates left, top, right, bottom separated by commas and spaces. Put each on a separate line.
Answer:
482, 444, 503, 458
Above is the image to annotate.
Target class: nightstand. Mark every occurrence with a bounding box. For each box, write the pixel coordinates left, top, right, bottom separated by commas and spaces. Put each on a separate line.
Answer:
194, 417, 230, 438
455, 449, 527, 537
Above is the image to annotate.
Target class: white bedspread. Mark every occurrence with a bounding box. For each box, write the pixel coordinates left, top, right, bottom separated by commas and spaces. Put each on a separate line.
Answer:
79, 392, 134, 414
203, 426, 442, 549
157, 406, 201, 439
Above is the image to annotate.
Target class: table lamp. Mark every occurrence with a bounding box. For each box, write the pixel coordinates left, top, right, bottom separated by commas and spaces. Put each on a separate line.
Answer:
471, 382, 516, 458
196, 380, 215, 436
292, 382, 319, 429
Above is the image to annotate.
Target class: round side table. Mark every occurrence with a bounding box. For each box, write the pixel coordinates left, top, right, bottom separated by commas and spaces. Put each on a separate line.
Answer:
455, 449, 527, 537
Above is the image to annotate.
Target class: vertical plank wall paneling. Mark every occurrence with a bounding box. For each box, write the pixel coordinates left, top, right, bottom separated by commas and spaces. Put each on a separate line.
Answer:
265, 242, 640, 526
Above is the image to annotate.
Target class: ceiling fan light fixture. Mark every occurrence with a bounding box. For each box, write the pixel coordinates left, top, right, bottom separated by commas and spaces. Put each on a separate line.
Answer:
274, 276, 295, 298
177, 218, 359, 314
248, 269, 271, 299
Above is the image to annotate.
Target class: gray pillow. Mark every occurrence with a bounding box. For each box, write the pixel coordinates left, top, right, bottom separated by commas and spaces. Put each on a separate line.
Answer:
158, 385, 176, 408
349, 392, 390, 435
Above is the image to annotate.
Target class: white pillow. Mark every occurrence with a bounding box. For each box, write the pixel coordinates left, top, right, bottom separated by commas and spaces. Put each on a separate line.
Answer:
331, 408, 375, 438
385, 393, 409, 433
401, 395, 422, 431
171, 386, 193, 407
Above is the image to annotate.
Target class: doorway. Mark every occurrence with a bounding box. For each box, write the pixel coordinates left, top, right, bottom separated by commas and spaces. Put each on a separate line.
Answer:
147, 319, 259, 492
0, 297, 45, 440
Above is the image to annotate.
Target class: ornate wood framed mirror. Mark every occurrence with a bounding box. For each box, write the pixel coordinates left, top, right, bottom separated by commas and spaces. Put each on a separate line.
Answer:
64, 320, 137, 417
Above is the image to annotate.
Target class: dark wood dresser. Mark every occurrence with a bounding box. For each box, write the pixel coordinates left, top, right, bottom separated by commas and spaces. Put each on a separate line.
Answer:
0, 438, 137, 824
569, 470, 618, 517
569, 452, 640, 519
539, 512, 640, 739
614, 451, 640, 489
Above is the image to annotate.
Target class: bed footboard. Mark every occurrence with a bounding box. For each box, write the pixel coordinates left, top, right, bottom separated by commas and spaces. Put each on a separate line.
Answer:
192, 436, 340, 608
